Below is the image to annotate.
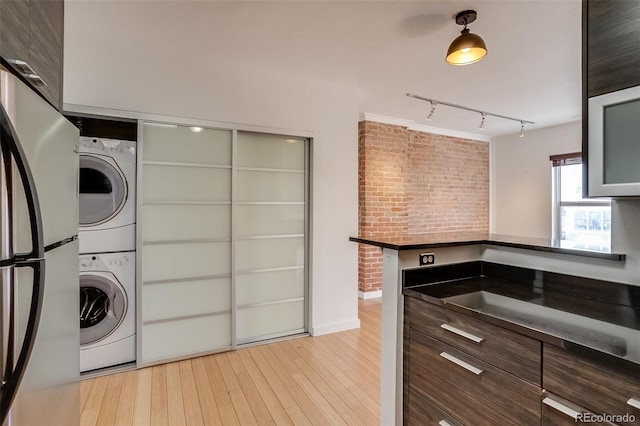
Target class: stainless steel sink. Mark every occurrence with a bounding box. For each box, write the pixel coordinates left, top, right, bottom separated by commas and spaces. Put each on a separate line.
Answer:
443, 291, 634, 359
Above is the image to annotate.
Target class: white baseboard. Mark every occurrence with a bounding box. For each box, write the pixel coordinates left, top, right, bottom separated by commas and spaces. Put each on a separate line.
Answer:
359, 289, 382, 299
310, 318, 361, 336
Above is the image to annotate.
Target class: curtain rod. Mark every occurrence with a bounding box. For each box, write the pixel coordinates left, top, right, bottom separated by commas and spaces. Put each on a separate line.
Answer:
406, 93, 535, 125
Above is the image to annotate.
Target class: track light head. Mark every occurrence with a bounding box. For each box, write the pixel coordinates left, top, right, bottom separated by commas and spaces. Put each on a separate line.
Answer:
426, 102, 437, 121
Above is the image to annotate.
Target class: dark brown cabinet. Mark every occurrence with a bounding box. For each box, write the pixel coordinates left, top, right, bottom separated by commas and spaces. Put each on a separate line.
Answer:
542, 392, 616, 426
1, 0, 30, 63
0, 0, 64, 110
583, 0, 640, 197
404, 296, 640, 425
585, 0, 640, 98
544, 344, 640, 423
404, 298, 542, 425
406, 297, 541, 384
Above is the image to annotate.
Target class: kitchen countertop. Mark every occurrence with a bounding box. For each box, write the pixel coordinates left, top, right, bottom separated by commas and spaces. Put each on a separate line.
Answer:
349, 232, 626, 261
404, 261, 640, 368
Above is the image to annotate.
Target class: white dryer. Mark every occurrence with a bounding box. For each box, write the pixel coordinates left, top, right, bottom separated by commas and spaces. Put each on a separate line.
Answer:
79, 136, 136, 254
80, 252, 136, 373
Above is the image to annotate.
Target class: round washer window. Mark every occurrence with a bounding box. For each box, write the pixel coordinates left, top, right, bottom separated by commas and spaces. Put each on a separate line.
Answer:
80, 274, 126, 346
79, 155, 127, 226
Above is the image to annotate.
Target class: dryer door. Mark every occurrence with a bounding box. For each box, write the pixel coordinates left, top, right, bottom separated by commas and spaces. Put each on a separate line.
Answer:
80, 274, 126, 346
79, 155, 127, 227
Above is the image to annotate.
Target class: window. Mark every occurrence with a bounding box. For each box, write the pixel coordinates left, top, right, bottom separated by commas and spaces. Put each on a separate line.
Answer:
551, 153, 611, 251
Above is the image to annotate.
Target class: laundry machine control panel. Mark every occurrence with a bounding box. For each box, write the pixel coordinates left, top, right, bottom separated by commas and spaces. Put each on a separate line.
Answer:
79, 137, 136, 157
79, 253, 134, 272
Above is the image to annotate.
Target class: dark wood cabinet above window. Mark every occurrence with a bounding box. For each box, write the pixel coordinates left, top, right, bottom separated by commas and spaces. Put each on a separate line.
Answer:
585, 0, 640, 98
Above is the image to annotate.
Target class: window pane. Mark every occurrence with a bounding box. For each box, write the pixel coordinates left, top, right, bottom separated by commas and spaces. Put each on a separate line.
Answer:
560, 164, 583, 201
555, 162, 611, 251
560, 205, 611, 251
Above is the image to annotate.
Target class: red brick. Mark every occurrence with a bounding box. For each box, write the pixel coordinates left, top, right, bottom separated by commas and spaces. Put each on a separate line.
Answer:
357, 121, 489, 294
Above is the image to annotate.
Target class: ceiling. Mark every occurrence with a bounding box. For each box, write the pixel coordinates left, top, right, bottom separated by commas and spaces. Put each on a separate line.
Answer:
67, 0, 582, 138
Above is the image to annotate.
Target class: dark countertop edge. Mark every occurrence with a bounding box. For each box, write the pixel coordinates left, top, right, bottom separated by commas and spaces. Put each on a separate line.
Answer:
348, 236, 626, 261
404, 288, 639, 373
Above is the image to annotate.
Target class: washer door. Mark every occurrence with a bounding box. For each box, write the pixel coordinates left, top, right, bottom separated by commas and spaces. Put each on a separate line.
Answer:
79, 154, 127, 227
80, 274, 127, 346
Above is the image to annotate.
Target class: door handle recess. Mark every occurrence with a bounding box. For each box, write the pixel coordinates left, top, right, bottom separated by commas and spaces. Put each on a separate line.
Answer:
440, 324, 484, 343
627, 398, 640, 410
542, 397, 582, 420
440, 352, 483, 375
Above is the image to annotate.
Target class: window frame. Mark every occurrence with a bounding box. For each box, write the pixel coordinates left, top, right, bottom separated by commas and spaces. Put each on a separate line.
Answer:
551, 153, 611, 243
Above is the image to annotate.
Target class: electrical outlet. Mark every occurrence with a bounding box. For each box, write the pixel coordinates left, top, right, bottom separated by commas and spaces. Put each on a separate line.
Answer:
419, 252, 435, 266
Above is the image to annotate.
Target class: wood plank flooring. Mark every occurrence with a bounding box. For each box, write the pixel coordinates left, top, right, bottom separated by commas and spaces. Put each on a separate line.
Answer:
80, 298, 381, 426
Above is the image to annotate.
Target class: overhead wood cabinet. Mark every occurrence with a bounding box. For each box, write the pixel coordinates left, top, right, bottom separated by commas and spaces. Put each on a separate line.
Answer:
139, 123, 309, 365
0, 0, 64, 109
583, 0, 640, 197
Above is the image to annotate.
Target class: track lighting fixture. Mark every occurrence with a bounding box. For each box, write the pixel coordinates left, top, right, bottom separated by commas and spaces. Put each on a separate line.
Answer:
406, 93, 534, 136
446, 10, 488, 66
426, 102, 437, 121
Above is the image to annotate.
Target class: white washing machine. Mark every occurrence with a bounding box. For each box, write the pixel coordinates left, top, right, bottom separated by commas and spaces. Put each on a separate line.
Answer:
80, 252, 136, 373
79, 136, 136, 254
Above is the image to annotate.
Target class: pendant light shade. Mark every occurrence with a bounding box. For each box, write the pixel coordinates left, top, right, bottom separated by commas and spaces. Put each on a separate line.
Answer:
446, 10, 487, 66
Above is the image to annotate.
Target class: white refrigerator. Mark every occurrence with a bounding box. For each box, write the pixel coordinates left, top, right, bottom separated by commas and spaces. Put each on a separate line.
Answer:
0, 67, 80, 425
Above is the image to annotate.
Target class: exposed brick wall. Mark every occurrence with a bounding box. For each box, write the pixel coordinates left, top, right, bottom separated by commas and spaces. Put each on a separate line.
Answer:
358, 121, 489, 294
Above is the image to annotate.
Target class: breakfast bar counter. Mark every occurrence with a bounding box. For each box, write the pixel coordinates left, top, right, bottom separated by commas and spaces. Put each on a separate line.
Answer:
349, 233, 630, 425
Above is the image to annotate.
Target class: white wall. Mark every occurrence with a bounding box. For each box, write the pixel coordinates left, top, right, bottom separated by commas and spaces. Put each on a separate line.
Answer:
64, 2, 360, 335
491, 121, 582, 238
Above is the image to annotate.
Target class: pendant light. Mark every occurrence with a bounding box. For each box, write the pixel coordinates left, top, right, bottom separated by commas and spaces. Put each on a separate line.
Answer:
446, 10, 488, 66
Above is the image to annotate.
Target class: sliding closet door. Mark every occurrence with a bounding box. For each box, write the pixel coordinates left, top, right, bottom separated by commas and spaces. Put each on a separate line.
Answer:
235, 132, 308, 344
140, 124, 232, 363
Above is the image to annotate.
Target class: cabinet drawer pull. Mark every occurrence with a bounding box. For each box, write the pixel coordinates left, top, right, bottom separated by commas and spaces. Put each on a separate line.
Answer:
542, 397, 581, 420
439, 352, 483, 375
25, 74, 47, 87
438, 421, 453, 426
8, 59, 35, 75
440, 324, 484, 343
627, 397, 640, 409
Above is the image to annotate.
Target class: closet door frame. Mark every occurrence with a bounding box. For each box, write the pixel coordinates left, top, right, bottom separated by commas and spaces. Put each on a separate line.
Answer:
134, 116, 312, 368
233, 131, 311, 347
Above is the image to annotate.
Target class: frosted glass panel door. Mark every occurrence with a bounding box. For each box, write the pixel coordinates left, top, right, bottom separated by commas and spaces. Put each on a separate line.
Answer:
140, 124, 232, 363
236, 133, 308, 344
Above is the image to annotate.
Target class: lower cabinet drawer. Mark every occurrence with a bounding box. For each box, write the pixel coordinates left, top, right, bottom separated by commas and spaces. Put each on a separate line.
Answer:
406, 297, 541, 384
542, 392, 617, 425
405, 387, 462, 426
543, 344, 640, 420
408, 328, 541, 425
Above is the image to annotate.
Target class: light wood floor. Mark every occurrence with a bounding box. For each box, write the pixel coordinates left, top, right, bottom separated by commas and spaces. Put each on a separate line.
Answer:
80, 298, 381, 426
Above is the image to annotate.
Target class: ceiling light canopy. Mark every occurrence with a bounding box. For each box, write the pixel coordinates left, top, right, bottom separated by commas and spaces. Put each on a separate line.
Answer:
446, 10, 487, 66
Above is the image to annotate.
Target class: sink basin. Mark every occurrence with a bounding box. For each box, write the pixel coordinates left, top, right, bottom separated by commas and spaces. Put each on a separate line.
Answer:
443, 291, 633, 358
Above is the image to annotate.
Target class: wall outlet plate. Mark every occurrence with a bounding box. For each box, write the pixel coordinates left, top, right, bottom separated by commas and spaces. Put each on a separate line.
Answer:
419, 252, 435, 266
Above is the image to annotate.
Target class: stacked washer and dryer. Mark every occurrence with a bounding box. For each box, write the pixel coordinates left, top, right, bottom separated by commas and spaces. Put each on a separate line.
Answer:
78, 136, 136, 373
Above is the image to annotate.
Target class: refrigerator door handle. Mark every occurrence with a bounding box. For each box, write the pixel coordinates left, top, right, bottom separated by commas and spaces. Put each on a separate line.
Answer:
0, 260, 44, 423
1, 266, 15, 383
0, 103, 45, 261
